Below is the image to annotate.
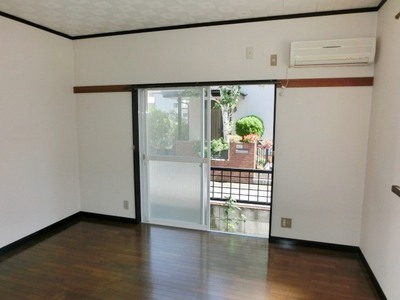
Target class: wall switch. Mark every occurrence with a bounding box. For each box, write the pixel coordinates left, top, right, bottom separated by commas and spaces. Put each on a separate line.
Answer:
270, 54, 278, 66
281, 217, 292, 228
123, 200, 129, 210
246, 47, 254, 59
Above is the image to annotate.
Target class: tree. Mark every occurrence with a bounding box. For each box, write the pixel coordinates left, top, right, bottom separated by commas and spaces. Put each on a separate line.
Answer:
147, 107, 175, 153
213, 86, 241, 143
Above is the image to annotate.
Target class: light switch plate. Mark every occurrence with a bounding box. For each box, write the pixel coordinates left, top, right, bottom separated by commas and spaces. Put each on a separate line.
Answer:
270, 54, 277, 66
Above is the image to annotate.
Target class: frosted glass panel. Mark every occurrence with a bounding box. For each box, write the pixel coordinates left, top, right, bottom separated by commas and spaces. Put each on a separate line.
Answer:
146, 88, 204, 157
148, 160, 202, 224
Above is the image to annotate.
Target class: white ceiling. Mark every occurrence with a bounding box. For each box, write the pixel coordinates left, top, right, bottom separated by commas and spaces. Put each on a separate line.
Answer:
0, 0, 383, 38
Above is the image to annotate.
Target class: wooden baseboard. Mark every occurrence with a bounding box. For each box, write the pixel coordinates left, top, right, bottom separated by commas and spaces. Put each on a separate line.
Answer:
268, 235, 359, 252
79, 211, 139, 224
0, 212, 81, 257
269, 236, 387, 299
357, 249, 387, 300
0, 212, 139, 257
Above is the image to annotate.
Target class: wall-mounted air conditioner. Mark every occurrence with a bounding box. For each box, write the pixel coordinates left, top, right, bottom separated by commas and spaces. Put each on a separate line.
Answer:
290, 38, 376, 67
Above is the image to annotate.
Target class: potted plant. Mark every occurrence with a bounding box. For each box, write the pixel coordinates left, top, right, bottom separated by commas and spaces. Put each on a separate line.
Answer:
210, 138, 229, 159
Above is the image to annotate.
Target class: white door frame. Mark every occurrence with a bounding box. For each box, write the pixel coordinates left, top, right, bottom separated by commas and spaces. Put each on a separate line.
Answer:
138, 87, 211, 231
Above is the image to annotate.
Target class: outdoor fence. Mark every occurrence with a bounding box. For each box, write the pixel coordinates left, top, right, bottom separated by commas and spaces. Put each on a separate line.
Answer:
210, 167, 272, 205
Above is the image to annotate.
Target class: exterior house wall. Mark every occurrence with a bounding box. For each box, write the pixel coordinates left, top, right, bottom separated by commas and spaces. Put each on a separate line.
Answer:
233, 85, 275, 141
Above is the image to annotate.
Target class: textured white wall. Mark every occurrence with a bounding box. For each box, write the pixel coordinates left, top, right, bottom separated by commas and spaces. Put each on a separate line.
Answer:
273, 87, 372, 245
73, 13, 377, 85
0, 17, 80, 248
77, 93, 135, 218
361, 1, 400, 299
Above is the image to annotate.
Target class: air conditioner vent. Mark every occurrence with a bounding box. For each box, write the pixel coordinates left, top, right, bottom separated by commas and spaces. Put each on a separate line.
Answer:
290, 38, 376, 67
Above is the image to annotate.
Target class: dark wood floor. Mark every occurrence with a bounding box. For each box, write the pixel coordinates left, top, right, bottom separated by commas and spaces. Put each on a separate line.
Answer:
0, 219, 380, 300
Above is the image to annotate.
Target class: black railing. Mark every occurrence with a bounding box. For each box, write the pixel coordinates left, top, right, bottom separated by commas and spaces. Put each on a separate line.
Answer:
210, 167, 272, 205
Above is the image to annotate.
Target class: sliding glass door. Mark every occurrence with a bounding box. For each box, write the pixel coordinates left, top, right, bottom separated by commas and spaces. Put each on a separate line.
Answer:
139, 87, 210, 230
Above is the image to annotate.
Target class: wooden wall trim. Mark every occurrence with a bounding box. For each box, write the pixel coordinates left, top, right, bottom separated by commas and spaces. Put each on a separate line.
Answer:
392, 185, 400, 197
276, 77, 373, 88
73, 85, 132, 93
73, 77, 373, 94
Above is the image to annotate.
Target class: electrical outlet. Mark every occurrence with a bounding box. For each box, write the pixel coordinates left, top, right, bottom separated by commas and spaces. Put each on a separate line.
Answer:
123, 200, 129, 210
281, 217, 292, 228
270, 54, 278, 66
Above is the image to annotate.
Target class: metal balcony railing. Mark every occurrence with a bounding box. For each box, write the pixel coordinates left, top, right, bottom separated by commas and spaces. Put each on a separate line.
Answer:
210, 167, 272, 205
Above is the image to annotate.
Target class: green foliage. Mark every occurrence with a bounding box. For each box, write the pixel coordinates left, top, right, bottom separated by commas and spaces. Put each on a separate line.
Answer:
222, 197, 246, 232
148, 107, 175, 150
213, 86, 241, 111
235, 115, 264, 139
170, 112, 189, 140
147, 106, 190, 154
210, 138, 229, 158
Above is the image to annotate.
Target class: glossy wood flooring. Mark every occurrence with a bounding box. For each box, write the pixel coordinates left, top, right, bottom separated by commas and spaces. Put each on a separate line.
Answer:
0, 219, 381, 299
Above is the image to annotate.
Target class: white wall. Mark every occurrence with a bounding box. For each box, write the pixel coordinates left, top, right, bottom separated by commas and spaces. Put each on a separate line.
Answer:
77, 93, 135, 218
361, 1, 400, 299
73, 13, 376, 85
73, 12, 377, 246
273, 87, 372, 245
0, 18, 80, 248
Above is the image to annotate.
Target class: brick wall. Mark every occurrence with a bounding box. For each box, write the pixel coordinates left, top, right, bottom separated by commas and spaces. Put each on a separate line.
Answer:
211, 142, 256, 169
211, 142, 257, 183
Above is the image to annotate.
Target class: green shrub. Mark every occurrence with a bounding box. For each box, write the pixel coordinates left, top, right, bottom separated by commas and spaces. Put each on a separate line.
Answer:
210, 138, 229, 158
235, 115, 264, 139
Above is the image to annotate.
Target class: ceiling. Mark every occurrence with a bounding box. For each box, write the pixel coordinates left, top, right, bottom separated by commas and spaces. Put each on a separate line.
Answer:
0, 0, 384, 39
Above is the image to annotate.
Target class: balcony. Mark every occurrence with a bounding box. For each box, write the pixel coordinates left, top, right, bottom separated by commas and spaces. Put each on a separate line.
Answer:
210, 167, 272, 237
210, 167, 272, 205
